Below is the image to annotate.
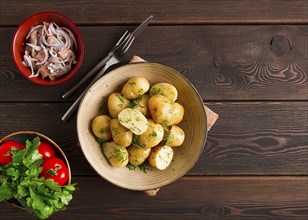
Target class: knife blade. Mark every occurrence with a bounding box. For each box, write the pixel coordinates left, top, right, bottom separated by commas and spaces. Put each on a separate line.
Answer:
132, 15, 153, 37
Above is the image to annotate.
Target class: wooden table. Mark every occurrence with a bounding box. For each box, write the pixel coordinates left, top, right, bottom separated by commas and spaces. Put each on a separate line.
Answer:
1, 1, 307, 219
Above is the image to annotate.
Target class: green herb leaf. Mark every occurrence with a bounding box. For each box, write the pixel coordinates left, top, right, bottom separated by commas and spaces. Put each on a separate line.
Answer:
163, 131, 173, 142
126, 163, 137, 171
132, 136, 142, 148
95, 137, 106, 147
0, 137, 76, 219
0, 183, 14, 200
129, 99, 139, 108
139, 163, 151, 173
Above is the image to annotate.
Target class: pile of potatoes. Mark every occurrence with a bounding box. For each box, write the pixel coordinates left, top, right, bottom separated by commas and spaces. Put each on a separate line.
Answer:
91, 77, 185, 170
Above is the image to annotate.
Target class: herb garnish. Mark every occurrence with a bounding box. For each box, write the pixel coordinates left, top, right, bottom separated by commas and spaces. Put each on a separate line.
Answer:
95, 137, 106, 148
126, 162, 151, 173
126, 163, 137, 171
132, 136, 142, 148
0, 137, 76, 219
163, 131, 173, 142
129, 99, 139, 108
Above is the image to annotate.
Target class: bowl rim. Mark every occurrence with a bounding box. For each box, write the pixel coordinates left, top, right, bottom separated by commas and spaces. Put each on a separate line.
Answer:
11, 11, 84, 86
77, 62, 208, 191
0, 130, 72, 184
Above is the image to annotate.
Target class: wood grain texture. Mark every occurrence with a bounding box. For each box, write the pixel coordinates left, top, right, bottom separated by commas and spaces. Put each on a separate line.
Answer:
195, 102, 308, 175
1, 176, 307, 219
1, 0, 308, 26
1, 25, 307, 101
0, 102, 307, 175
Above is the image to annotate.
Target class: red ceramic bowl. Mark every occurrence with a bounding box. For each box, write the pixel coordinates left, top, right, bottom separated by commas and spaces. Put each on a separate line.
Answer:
12, 11, 84, 86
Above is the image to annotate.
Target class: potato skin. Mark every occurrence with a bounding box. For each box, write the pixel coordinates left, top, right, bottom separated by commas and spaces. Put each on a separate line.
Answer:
103, 142, 129, 168
122, 77, 150, 99
132, 94, 150, 117
149, 83, 178, 102
170, 102, 184, 125
165, 125, 185, 147
127, 145, 151, 166
92, 115, 112, 140
108, 93, 131, 118
148, 145, 174, 170
94, 77, 185, 169
110, 119, 133, 148
148, 95, 173, 125
139, 119, 164, 148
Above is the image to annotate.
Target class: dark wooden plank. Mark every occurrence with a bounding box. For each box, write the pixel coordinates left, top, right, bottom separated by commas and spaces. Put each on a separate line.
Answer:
1, 0, 308, 26
1, 25, 308, 101
1, 176, 307, 219
0, 102, 307, 175
197, 102, 308, 175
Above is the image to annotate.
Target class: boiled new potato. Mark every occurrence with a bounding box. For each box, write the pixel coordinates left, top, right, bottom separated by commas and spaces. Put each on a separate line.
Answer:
103, 142, 129, 168
127, 145, 151, 166
118, 108, 148, 135
165, 125, 185, 147
149, 83, 178, 102
132, 94, 150, 117
139, 119, 164, 148
148, 145, 174, 170
122, 77, 150, 99
170, 102, 185, 125
92, 115, 112, 140
148, 95, 173, 125
110, 119, 133, 148
108, 93, 131, 118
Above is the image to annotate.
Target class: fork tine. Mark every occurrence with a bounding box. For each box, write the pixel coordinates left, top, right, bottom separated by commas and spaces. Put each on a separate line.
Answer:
111, 31, 129, 51
112, 32, 131, 52
120, 35, 135, 54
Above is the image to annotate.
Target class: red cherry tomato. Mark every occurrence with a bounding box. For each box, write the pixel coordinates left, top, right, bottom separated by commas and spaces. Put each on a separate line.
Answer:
41, 157, 69, 185
0, 140, 26, 165
38, 141, 56, 160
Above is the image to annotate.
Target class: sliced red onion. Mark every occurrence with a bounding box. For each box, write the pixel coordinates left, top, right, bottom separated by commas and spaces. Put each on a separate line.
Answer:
49, 47, 58, 58
23, 21, 77, 80
35, 44, 48, 66
26, 25, 43, 39
26, 43, 41, 51
62, 27, 78, 50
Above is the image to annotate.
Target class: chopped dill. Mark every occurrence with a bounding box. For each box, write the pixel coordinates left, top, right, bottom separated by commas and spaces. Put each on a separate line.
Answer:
117, 96, 125, 108
95, 137, 106, 148
129, 99, 139, 108
126, 162, 151, 173
139, 162, 151, 173
126, 163, 137, 171
163, 131, 172, 142
132, 136, 142, 148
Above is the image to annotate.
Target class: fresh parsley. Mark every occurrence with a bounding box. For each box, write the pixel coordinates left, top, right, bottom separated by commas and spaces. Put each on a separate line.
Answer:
0, 137, 76, 219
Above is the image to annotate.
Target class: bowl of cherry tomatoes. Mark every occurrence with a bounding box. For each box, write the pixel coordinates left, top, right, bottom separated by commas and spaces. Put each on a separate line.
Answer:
0, 131, 71, 185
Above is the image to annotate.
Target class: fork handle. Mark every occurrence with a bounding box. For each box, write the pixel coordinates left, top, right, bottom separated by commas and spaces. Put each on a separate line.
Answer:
61, 63, 109, 122
62, 56, 111, 99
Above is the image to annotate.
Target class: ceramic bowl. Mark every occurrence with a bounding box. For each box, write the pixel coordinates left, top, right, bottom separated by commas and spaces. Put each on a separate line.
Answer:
12, 11, 84, 86
77, 62, 207, 191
